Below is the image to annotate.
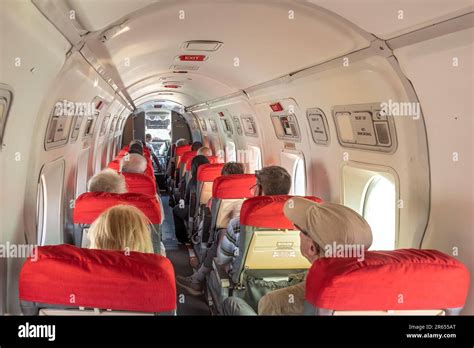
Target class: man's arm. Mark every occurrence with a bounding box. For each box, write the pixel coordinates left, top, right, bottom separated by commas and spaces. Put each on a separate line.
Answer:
216, 217, 240, 266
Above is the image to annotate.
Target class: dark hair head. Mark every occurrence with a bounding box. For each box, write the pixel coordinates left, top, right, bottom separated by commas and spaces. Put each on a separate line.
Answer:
191, 141, 203, 151
191, 155, 210, 178
129, 142, 144, 156
130, 139, 145, 147
145, 134, 152, 141
256, 166, 291, 195
221, 162, 245, 175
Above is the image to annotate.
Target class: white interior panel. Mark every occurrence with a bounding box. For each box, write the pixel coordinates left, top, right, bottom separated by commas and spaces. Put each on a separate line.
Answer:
394, 27, 474, 314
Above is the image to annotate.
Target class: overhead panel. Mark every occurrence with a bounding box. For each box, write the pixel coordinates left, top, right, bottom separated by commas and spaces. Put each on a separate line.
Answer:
333, 102, 397, 153
306, 108, 330, 146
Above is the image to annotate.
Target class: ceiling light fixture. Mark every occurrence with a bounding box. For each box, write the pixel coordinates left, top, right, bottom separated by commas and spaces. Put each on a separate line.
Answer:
100, 22, 130, 43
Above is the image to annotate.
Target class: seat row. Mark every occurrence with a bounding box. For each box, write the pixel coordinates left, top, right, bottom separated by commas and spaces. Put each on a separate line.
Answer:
19, 143, 174, 315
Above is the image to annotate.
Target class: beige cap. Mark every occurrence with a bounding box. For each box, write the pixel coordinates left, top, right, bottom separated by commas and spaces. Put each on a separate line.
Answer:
284, 197, 373, 249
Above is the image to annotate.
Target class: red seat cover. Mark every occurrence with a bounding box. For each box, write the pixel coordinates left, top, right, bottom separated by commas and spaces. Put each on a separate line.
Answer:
186, 155, 220, 170
197, 163, 225, 182
144, 162, 155, 180
175, 145, 191, 156
120, 144, 150, 158
305, 249, 470, 311
123, 173, 156, 196
73, 192, 161, 224
206, 155, 220, 164
180, 151, 197, 171
19, 244, 176, 313
240, 195, 323, 229
108, 159, 121, 171
212, 174, 256, 199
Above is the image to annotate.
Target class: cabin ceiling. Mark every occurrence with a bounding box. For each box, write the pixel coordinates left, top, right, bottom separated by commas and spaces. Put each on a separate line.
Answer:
64, 0, 473, 107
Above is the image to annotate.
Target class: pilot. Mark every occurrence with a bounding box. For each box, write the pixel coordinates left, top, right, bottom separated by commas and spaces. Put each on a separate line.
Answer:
176, 165, 291, 296
87, 168, 127, 194
88, 205, 155, 254
222, 197, 373, 315
121, 153, 147, 174
172, 155, 210, 244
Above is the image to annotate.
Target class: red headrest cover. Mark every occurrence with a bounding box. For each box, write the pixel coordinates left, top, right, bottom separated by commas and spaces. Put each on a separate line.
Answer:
176, 145, 192, 156
180, 151, 197, 168
116, 150, 126, 159
186, 155, 220, 170
123, 173, 156, 196
144, 163, 156, 181
305, 249, 470, 311
197, 163, 225, 182
19, 244, 176, 313
206, 155, 220, 164
108, 159, 121, 171
118, 145, 150, 158
240, 195, 323, 229
212, 174, 256, 199
73, 192, 161, 224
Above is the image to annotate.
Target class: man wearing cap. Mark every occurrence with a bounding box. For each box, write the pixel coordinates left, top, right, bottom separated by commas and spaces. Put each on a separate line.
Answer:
222, 197, 373, 315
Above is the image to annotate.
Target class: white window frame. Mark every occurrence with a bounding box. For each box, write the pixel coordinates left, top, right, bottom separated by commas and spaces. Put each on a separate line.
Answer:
36, 159, 65, 246
341, 162, 400, 250
280, 150, 306, 196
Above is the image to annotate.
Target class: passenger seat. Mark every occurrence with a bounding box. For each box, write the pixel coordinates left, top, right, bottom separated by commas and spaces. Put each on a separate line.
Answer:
19, 244, 176, 315
196, 174, 256, 261
304, 248, 470, 315
122, 172, 157, 196
73, 192, 162, 254
189, 163, 225, 243
208, 194, 322, 312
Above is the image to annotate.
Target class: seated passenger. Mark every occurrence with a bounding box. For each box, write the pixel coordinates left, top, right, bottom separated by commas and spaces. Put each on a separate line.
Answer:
172, 155, 210, 244
88, 204, 155, 254
166, 138, 189, 178
128, 140, 144, 156
221, 162, 245, 176
191, 141, 203, 152
176, 138, 189, 147
145, 133, 160, 168
222, 197, 373, 315
193, 161, 246, 241
87, 168, 127, 194
176, 165, 291, 296
121, 153, 147, 174
197, 146, 213, 157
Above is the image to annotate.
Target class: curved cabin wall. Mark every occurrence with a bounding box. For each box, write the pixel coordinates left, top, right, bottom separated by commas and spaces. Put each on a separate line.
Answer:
0, 1, 70, 314
192, 51, 430, 250
0, 0, 472, 315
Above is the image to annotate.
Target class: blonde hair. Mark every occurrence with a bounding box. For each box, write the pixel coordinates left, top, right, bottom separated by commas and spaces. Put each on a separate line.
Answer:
88, 169, 127, 194
88, 205, 153, 253
197, 146, 212, 156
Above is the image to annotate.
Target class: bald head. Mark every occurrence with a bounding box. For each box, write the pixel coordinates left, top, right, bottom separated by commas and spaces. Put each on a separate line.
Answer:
88, 169, 126, 194
121, 153, 147, 174
197, 146, 212, 156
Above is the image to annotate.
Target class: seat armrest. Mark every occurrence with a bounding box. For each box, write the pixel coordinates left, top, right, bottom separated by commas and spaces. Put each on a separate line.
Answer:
213, 258, 230, 288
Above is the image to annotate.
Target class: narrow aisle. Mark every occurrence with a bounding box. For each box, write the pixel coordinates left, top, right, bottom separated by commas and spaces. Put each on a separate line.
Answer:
160, 194, 211, 315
